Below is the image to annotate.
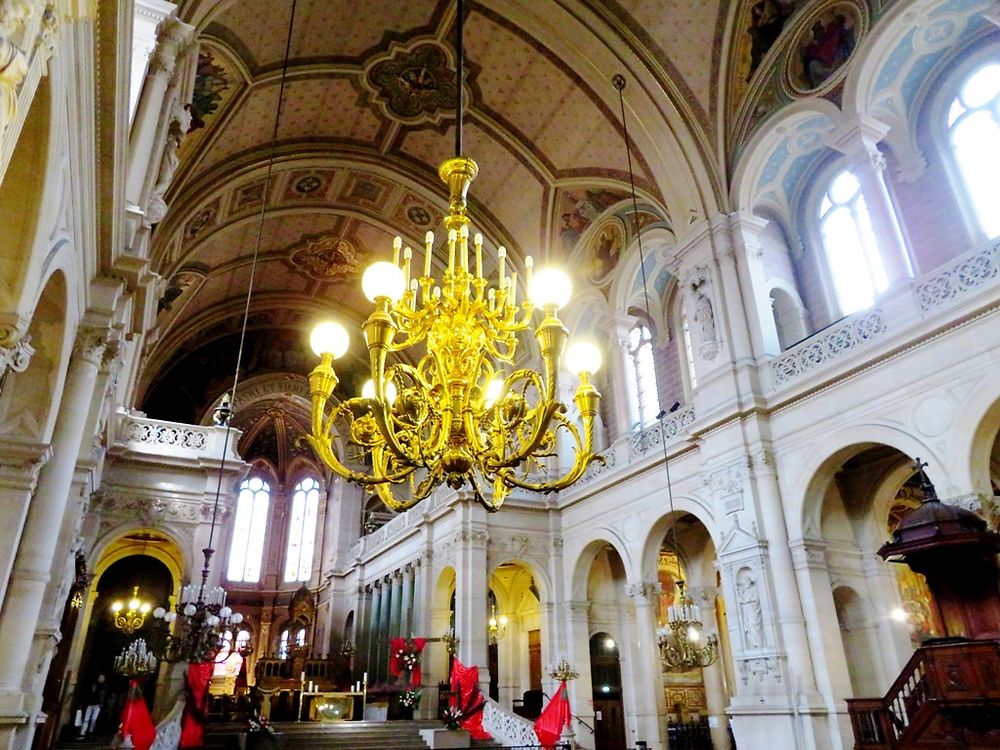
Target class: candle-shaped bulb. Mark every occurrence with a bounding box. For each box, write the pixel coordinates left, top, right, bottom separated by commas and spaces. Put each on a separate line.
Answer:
509, 271, 518, 307
459, 224, 469, 270
403, 246, 412, 290
525, 256, 534, 299
498, 246, 507, 289
474, 233, 484, 278
392, 236, 402, 265
447, 229, 457, 271
424, 231, 434, 278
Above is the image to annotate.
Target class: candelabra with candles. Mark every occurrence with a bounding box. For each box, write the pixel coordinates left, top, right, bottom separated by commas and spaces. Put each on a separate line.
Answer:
547, 656, 580, 682
657, 582, 719, 671
152, 548, 247, 663
113, 638, 159, 677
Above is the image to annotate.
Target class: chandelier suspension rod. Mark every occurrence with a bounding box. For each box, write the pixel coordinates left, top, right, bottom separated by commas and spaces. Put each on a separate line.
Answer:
202, 0, 299, 585
613, 74, 684, 566
455, 0, 464, 158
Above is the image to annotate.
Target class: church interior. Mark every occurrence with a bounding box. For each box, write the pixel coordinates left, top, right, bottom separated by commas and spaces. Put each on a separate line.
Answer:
1, 1, 1000, 749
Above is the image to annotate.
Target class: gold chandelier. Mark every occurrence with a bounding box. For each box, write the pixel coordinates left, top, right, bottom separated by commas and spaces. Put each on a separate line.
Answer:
307, 157, 603, 512
487, 604, 508, 644
111, 586, 153, 634
657, 582, 719, 671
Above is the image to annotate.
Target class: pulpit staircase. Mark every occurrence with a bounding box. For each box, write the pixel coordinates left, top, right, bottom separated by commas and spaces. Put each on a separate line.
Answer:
846, 639, 1000, 749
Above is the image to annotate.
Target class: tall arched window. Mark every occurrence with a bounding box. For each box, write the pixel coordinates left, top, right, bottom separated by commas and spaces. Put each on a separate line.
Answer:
818, 169, 888, 316
284, 476, 320, 582
278, 627, 306, 660
947, 62, 1000, 239
626, 321, 660, 429
227, 476, 270, 583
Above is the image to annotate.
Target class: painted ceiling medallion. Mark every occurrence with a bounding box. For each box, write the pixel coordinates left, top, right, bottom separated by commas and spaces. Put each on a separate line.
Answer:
289, 235, 363, 282
783, 0, 867, 97
366, 42, 458, 124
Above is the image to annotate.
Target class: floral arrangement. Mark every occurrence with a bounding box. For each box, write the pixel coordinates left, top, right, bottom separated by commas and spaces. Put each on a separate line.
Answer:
547, 657, 580, 682
442, 705, 463, 730
389, 637, 426, 686
246, 714, 274, 735
398, 688, 421, 708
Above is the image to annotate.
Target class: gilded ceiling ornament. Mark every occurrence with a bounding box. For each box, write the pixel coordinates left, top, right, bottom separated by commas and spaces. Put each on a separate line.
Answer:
289, 235, 363, 282
366, 42, 458, 123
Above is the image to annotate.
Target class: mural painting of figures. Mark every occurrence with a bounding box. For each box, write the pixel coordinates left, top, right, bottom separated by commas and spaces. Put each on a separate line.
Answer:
795, 6, 858, 90
557, 187, 626, 252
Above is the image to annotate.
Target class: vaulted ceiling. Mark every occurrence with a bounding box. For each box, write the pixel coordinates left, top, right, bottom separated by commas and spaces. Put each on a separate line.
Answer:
139, 0, 754, 471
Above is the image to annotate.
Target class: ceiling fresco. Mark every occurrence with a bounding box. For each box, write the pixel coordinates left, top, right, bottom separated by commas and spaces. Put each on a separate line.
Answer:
146, 0, 876, 467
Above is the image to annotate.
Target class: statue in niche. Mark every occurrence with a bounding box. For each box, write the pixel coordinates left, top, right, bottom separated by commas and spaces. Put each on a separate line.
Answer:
145, 106, 191, 226
736, 568, 764, 649
690, 276, 717, 353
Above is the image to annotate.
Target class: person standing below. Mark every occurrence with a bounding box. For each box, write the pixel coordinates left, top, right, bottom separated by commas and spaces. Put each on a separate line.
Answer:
78, 674, 107, 738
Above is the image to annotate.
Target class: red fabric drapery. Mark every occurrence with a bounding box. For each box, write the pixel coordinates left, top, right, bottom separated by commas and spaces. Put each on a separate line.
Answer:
388, 637, 426, 686
119, 679, 156, 750
180, 662, 213, 748
449, 658, 490, 740
534, 681, 571, 749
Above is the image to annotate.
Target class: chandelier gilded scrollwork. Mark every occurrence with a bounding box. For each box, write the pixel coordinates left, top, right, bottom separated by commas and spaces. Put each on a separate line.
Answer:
657, 582, 719, 671
306, 156, 604, 512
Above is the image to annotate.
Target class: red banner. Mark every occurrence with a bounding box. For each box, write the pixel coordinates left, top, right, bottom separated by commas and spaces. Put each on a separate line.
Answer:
119, 679, 156, 750
534, 681, 571, 749
449, 658, 490, 740
180, 662, 213, 748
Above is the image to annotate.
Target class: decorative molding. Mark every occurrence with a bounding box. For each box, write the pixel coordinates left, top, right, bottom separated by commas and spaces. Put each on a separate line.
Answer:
0, 334, 33, 381
703, 456, 749, 515
90, 490, 228, 526
737, 655, 782, 686
122, 416, 209, 451
914, 240, 999, 313
770, 308, 887, 386
624, 580, 660, 601
628, 405, 695, 457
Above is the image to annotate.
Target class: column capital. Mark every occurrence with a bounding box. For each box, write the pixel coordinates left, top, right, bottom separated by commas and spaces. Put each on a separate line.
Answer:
825, 114, 891, 165
624, 580, 660, 602
0, 334, 34, 382
72, 325, 111, 366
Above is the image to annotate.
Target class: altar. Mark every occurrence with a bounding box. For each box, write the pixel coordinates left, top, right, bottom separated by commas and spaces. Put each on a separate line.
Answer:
297, 690, 366, 722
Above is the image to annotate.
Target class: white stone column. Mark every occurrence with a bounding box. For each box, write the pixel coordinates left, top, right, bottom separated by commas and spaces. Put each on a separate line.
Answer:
827, 116, 913, 289
728, 213, 781, 357
455, 502, 490, 694
0, 440, 49, 611
0, 326, 107, 749
367, 582, 382, 681
401, 562, 415, 638
378, 575, 392, 681
625, 581, 666, 750
389, 569, 403, 640
566, 600, 595, 750
603, 313, 638, 437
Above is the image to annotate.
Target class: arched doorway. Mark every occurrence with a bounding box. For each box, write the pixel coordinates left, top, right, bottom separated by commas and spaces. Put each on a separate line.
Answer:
805, 444, 941, 704
585, 545, 627, 750
488, 562, 541, 710
590, 632, 626, 750
650, 515, 732, 750
75, 554, 173, 736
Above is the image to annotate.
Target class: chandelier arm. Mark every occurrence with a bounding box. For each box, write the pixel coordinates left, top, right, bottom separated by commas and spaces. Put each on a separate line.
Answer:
371, 477, 425, 512
490, 368, 560, 468
496, 410, 603, 492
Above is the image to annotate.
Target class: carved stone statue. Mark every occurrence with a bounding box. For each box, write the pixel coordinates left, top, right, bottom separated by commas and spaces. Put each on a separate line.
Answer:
144, 106, 191, 226
736, 568, 764, 649
692, 283, 716, 344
